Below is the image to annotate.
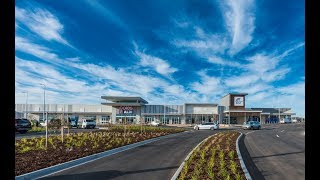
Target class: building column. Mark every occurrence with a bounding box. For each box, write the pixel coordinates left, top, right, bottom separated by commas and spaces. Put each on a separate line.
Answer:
245, 112, 246, 123
228, 112, 230, 125
260, 113, 262, 124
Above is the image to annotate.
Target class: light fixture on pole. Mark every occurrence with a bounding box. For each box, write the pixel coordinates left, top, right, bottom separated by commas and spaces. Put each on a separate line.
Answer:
40, 83, 48, 148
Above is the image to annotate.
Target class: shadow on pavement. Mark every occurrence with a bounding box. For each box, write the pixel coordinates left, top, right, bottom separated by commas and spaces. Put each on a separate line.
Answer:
251, 150, 305, 159
238, 134, 266, 180
40, 166, 179, 180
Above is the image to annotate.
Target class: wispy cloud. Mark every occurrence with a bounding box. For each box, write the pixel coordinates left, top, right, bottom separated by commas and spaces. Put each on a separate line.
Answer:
15, 57, 110, 104
82, 0, 126, 29
15, 36, 59, 61
134, 50, 178, 77
225, 74, 259, 87
172, 26, 229, 55
220, 0, 255, 55
191, 71, 224, 97
207, 56, 241, 67
15, 6, 70, 46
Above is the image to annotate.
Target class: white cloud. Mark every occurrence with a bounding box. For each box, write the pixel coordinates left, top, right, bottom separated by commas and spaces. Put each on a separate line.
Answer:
225, 74, 259, 87
262, 67, 291, 82
15, 36, 58, 61
83, 0, 126, 29
238, 83, 271, 94
135, 50, 178, 76
278, 82, 305, 96
207, 56, 241, 67
191, 71, 224, 96
220, 0, 255, 55
15, 57, 109, 104
172, 31, 229, 55
244, 81, 305, 117
15, 6, 69, 45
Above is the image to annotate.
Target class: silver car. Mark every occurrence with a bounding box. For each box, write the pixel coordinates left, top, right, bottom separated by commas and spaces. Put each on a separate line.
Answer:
243, 121, 261, 130
194, 122, 219, 130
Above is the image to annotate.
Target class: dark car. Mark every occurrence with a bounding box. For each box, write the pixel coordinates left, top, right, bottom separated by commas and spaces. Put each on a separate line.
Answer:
15, 118, 32, 133
242, 121, 261, 130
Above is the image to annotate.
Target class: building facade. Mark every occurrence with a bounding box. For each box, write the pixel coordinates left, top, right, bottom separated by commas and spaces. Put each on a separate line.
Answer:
15, 93, 296, 125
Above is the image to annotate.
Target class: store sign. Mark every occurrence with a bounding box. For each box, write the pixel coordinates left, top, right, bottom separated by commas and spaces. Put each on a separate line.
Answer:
119, 106, 133, 114
234, 96, 244, 106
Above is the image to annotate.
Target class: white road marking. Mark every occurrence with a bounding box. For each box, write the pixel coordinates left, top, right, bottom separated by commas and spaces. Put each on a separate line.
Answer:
245, 131, 256, 135
280, 130, 284, 132
276, 134, 279, 137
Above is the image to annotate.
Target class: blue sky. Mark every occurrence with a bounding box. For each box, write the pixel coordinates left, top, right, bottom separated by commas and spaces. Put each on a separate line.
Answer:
15, 0, 305, 117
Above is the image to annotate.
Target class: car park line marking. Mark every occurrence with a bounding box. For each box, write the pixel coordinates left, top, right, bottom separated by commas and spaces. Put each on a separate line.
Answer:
276, 134, 279, 137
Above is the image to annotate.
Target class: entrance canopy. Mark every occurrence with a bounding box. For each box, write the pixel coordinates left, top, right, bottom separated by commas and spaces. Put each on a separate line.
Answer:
101, 96, 148, 106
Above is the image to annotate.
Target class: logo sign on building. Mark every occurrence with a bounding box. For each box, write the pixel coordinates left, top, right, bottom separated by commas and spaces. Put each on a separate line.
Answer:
234, 96, 244, 106
119, 106, 133, 114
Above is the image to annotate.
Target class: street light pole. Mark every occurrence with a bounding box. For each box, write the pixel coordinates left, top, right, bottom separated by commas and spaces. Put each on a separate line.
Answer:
164, 104, 166, 124
40, 83, 47, 148
278, 94, 280, 123
22, 91, 28, 119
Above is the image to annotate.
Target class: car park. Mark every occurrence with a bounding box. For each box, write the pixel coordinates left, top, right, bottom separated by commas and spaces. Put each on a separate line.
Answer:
194, 122, 219, 130
15, 118, 32, 133
242, 121, 261, 130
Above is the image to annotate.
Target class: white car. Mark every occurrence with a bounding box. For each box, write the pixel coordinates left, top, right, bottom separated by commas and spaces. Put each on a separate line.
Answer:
39, 120, 47, 127
150, 121, 160, 126
81, 119, 96, 129
194, 122, 219, 130
280, 118, 291, 124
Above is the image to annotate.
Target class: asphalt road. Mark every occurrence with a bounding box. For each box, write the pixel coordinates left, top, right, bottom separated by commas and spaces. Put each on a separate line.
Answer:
239, 123, 305, 180
38, 129, 220, 180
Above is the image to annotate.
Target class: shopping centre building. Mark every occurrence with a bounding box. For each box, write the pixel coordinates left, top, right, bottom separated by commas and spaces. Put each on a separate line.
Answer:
15, 93, 296, 125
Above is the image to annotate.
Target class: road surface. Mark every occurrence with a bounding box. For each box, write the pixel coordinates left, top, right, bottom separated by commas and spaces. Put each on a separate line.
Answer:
239, 123, 305, 180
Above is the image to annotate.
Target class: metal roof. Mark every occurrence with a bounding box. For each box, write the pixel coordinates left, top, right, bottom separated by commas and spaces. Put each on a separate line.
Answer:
101, 96, 148, 104
184, 103, 218, 106
251, 108, 292, 113
221, 92, 248, 98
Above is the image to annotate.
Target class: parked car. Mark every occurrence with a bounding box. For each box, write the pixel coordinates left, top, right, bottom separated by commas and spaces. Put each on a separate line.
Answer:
194, 122, 219, 130
81, 119, 96, 129
39, 120, 47, 127
150, 121, 161, 126
70, 120, 78, 128
243, 121, 261, 130
280, 117, 291, 124
15, 118, 32, 133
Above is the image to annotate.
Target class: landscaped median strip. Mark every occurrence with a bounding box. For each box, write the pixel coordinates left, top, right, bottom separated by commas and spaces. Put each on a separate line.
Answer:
171, 131, 248, 180
15, 126, 186, 180
170, 134, 212, 180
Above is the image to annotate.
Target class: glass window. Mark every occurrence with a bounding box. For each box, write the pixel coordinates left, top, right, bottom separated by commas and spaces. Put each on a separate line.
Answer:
101, 116, 110, 124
